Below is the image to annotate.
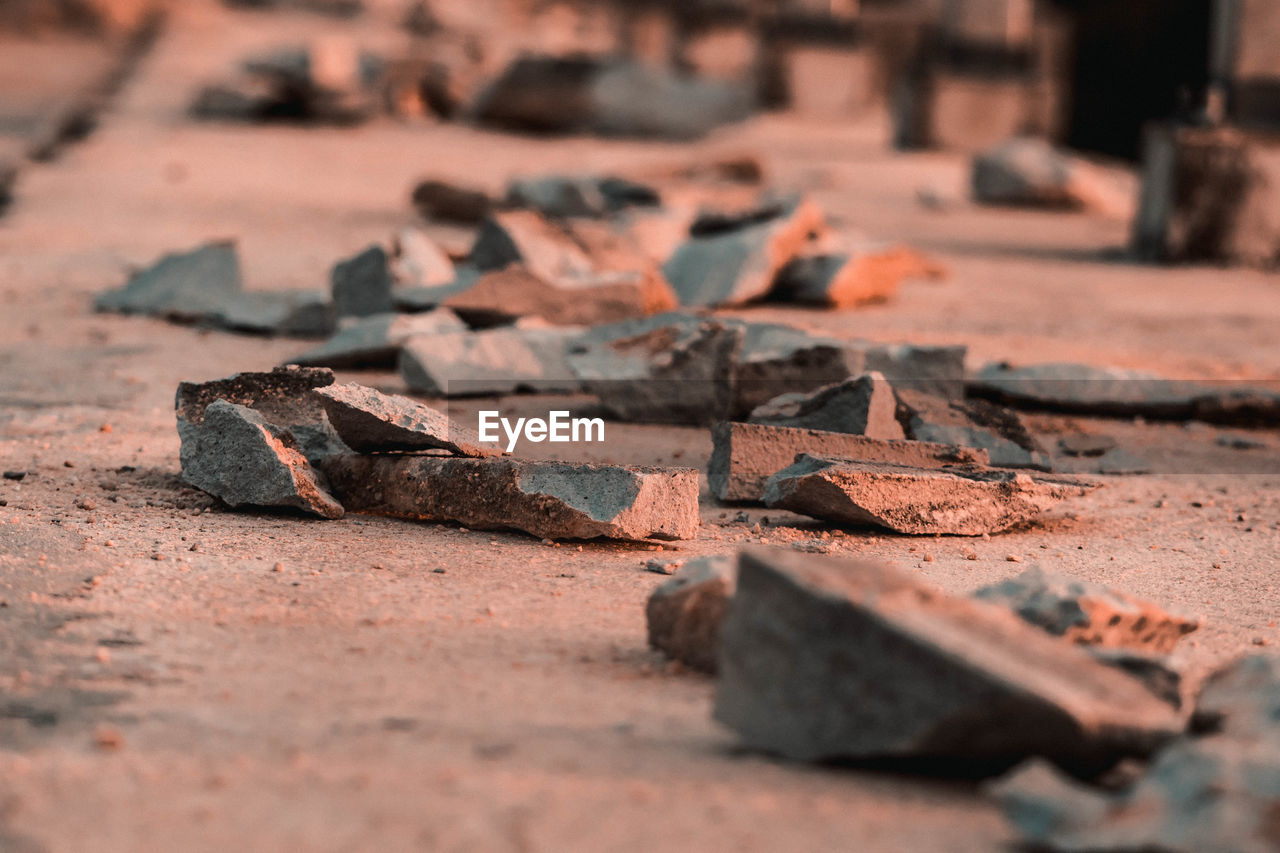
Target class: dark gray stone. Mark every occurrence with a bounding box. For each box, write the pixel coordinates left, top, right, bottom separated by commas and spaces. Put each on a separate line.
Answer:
331, 245, 394, 318
897, 388, 1051, 470
749, 373, 906, 439
398, 325, 581, 396
213, 290, 336, 337
288, 309, 466, 369
646, 555, 735, 674
95, 241, 242, 322
1192, 654, 1280, 739
411, 179, 492, 224
314, 383, 498, 456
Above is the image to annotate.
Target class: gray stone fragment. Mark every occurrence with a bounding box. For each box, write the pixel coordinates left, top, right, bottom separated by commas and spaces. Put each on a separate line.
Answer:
213, 290, 336, 337
331, 245, 394, 317
708, 421, 988, 503
764, 454, 1098, 536
971, 137, 1132, 217
470, 210, 595, 282
288, 309, 466, 369
1053, 448, 1151, 476
95, 241, 242, 322
646, 555, 735, 674
180, 401, 343, 519
749, 373, 906, 439
442, 266, 676, 327
772, 244, 947, 308
714, 549, 1182, 765
897, 388, 1051, 470
410, 179, 492, 224
398, 325, 581, 396
1088, 648, 1193, 711
504, 174, 658, 219
314, 383, 498, 456
390, 227, 455, 287
974, 567, 1199, 653
320, 454, 699, 541
1192, 654, 1280, 740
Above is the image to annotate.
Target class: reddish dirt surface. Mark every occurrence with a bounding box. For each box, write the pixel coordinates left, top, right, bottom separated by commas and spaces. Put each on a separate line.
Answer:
1, 3, 1278, 851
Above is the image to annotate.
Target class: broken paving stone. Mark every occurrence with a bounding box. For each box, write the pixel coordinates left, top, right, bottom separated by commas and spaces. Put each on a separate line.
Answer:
212, 290, 336, 337
749, 373, 906, 440
410, 178, 493, 224
974, 567, 1199, 653
1192, 654, 1280, 740
763, 454, 1097, 536
390, 227, 455, 288
179, 400, 343, 519
331, 245, 394, 318
442, 266, 676, 327
646, 555, 735, 674
662, 195, 823, 307
714, 549, 1182, 765
314, 383, 497, 457
771, 245, 947, 308
289, 308, 466, 369
398, 325, 580, 396
95, 241, 243, 322
708, 421, 988, 503
896, 388, 1051, 470
320, 454, 699, 541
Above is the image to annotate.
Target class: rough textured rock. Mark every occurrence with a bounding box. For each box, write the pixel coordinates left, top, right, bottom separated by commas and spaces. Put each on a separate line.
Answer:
288, 309, 466, 369
179, 401, 344, 519
321, 454, 699, 541
897, 388, 1051, 470
212, 290, 336, 337
390, 226, 455, 287
442, 266, 676, 327
1192, 654, 1280, 739
714, 549, 1182, 765
471, 210, 595, 281
645, 555, 735, 674
314, 383, 497, 456
972, 137, 1133, 218
95, 241, 243, 321
749, 373, 906, 439
398, 325, 580, 396
175, 366, 345, 466
331, 245, 394, 318
974, 567, 1199, 653
709, 421, 987, 503
410, 178, 493, 224
662, 196, 823, 307
1088, 648, 1193, 711
772, 245, 947, 308
764, 454, 1098, 536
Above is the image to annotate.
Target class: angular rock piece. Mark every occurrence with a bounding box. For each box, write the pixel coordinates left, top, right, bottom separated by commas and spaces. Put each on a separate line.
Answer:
213, 290, 336, 337
411, 178, 493, 224
314, 383, 497, 457
708, 421, 988, 503
646, 555, 736, 674
662, 196, 823, 307
749, 373, 906, 439
95, 241, 243, 322
897, 388, 1051, 470
505, 174, 659, 219
1192, 654, 1280, 739
288, 309, 466, 369
972, 137, 1133, 218
763, 455, 1097, 536
714, 549, 1182, 765
398, 325, 580, 396
321, 454, 699, 541
331, 245, 394, 318
180, 401, 343, 519
443, 267, 675, 327
1088, 648, 1193, 711
390, 227, 455, 287
772, 245, 947, 308
470, 210, 595, 282
974, 567, 1199, 653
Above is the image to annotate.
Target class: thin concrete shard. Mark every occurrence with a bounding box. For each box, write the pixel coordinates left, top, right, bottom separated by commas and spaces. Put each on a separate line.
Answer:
442, 266, 676, 327
288, 309, 466, 369
398, 325, 581, 396
390, 226, 455, 287
897, 387, 1052, 470
749, 373, 906, 439
971, 137, 1133, 219
470, 210, 596, 282
314, 382, 497, 457
504, 174, 660, 219
180, 400, 344, 519
763, 454, 1098, 536
95, 241, 243, 322
213, 290, 336, 337
708, 421, 988, 503
331, 244, 394, 317
320, 454, 699, 541
772, 245, 947, 308
974, 567, 1199, 653
645, 555, 736, 674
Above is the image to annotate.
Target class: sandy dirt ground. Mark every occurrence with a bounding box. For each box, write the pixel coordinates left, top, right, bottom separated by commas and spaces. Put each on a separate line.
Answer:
0, 3, 1278, 851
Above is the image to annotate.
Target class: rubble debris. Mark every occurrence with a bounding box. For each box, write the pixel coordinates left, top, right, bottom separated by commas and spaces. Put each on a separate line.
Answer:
896, 388, 1051, 469
504, 174, 660, 220
974, 567, 1199, 653
398, 324, 580, 396
470, 210, 595, 282
213, 290, 336, 337
771, 244, 947, 308
320, 454, 699, 541
392, 266, 480, 313
714, 549, 1181, 765
390, 227, 455, 288
331, 245, 394, 318
708, 421, 988, 503
645, 557, 683, 575
289, 308, 465, 369
662, 196, 824, 307
1054, 447, 1151, 476
443, 267, 676, 327
1192, 654, 1280, 739
662, 154, 765, 185
1088, 648, 1193, 711
748, 373, 906, 440
179, 400, 344, 519
763, 454, 1097, 536
314, 383, 497, 457
645, 555, 735, 674
95, 241, 243, 322
971, 137, 1133, 218
410, 178, 493, 225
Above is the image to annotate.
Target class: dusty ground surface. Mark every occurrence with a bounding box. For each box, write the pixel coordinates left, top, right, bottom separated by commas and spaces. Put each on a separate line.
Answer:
1, 3, 1278, 851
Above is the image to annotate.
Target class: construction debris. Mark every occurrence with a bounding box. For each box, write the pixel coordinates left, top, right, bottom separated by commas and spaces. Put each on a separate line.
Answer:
708, 421, 987, 503
314, 383, 498, 457
645, 555, 735, 674
289, 308, 466, 369
714, 549, 1182, 765
213, 290, 336, 337
971, 137, 1134, 219
331, 244, 395, 318
398, 324, 581, 396
771, 244, 947, 308
896, 388, 1051, 469
974, 567, 1199, 653
320, 454, 699, 541
390, 227, 455, 288
748, 372, 905, 439
410, 178, 493, 224
763, 454, 1097, 535
443, 267, 677, 327
95, 240, 243, 322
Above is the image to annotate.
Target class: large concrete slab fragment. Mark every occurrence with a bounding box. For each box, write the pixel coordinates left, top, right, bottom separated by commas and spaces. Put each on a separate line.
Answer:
95, 240, 243, 322
331, 244, 394, 318
897, 387, 1051, 469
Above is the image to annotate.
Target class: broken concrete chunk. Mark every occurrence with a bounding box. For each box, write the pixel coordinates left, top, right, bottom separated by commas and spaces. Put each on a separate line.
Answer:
714, 549, 1182, 765
749, 373, 906, 440
289, 309, 465, 369
764, 454, 1097, 536
772, 245, 946, 308
972, 137, 1134, 219
1192, 654, 1280, 740
504, 174, 659, 219
180, 400, 344, 519
974, 567, 1199, 653
646, 555, 736, 674
1088, 648, 1193, 711
411, 178, 493, 224
95, 241, 242, 322
708, 421, 988, 503
398, 325, 580, 396
443, 266, 675, 327
662, 196, 823, 307
390, 227, 455, 288
213, 290, 336, 337
897, 388, 1051, 470
331, 245, 394, 318
314, 383, 497, 457
470, 210, 595, 282
320, 454, 699, 541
